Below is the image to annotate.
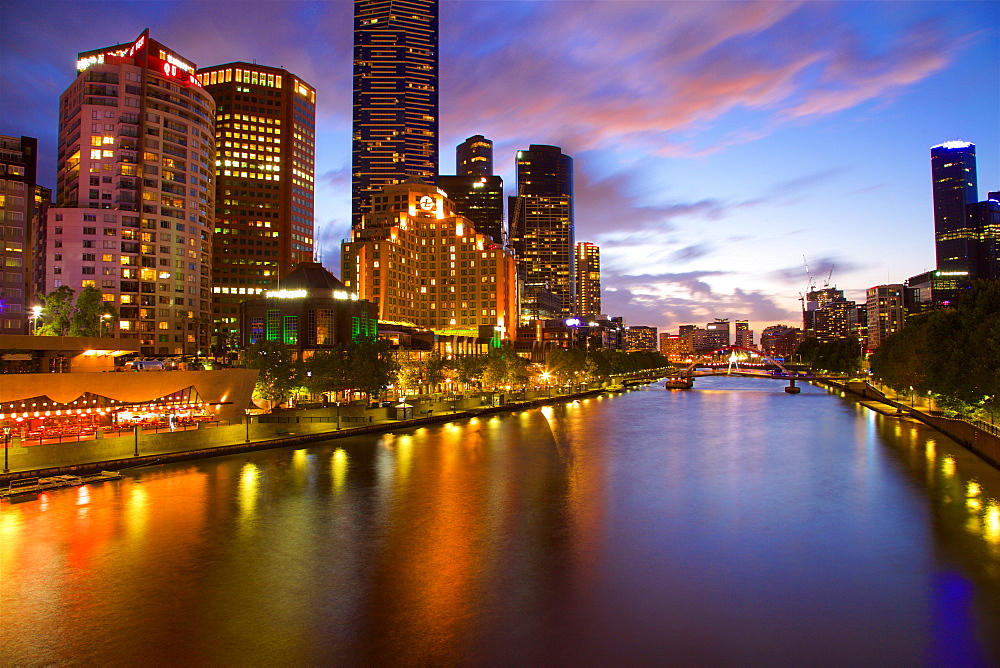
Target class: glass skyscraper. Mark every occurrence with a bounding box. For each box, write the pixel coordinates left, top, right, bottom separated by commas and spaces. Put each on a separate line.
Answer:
931, 140, 978, 277
352, 0, 438, 229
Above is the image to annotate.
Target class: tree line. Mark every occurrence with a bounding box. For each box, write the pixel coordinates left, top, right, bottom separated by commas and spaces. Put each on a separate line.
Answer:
869, 280, 1000, 420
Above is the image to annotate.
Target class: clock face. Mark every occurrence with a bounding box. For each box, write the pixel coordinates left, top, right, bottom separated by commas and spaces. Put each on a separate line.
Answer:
419, 195, 435, 211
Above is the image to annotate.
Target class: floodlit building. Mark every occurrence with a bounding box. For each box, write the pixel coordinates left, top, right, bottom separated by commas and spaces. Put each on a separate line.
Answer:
624, 325, 657, 353
341, 178, 517, 339
352, 0, 439, 228
48, 31, 216, 356
659, 332, 692, 358
196, 62, 317, 356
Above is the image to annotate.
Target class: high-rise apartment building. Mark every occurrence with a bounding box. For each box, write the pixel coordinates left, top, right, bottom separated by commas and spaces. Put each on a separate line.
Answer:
341, 179, 516, 337
931, 141, 978, 281
196, 62, 316, 354
509, 144, 575, 319
866, 284, 904, 350
438, 135, 503, 244
624, 325, 657, 352
1, 136, 50, 334
352, 0, 438, 229
734, 320, 754, 348
48, 31, 215, 356
575, 241, 601, 318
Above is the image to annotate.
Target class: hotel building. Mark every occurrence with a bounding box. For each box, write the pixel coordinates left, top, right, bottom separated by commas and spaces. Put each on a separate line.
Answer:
352, 0, 439, 228
195, 62, 316, 354
48, 31, 215, 356
575, 241, 601, 318
341, 179, 516, 339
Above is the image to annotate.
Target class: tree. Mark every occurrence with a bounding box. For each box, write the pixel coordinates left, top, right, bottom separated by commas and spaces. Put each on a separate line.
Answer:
454, 356, 482, 390
36, 286, 75, 336
245, 339, 301, 406
395, 354, 424, 395
303, 348, 348, 398
345, 338, 398, 400
70, 286, 117, 337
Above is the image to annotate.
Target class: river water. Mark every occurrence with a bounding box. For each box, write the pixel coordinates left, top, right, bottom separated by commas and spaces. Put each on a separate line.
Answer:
2, 377, 999, 665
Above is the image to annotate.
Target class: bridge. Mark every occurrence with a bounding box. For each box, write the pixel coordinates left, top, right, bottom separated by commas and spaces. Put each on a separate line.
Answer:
664, 346, 849, 393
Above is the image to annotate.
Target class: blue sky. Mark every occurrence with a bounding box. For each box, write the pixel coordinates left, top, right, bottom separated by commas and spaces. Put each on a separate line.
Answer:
1, 0, 997, 335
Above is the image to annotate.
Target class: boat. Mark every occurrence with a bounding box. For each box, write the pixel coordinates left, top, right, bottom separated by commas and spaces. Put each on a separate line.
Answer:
664, 376, 694, 389
1, 471, 122, 498
605, 384, 625, 392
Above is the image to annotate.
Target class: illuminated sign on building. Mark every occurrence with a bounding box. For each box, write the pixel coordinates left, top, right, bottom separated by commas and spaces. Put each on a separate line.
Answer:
266, 289, 307, 299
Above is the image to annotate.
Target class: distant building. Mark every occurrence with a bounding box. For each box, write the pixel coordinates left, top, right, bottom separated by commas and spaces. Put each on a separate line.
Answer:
734, 320, 754, 348
624, 325, 657, 352
866, 284, 905, 350
509, 145, 575, 318
760, 325, 803, 360
813, 299, 858, 343
659, 332, 692, 358
352, 0, 438, 228
0, 135, 49, 335
574, 242, 601, 318
341, 178, 517, 339
438, 135, 503, 244
701, 318, 730, 350
456, 134, 492, 177
967, 198, 999, 280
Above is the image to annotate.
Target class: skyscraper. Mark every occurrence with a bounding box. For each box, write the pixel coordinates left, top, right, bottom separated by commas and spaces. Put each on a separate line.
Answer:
575, 241, 601, 318
196, 62, 316, 355
967, 198, 1000, 281
438, 135, 503, 244
352, 0, 438, 229
509, 144, 575, 319
866, 284, 904, 350
0, 135, 49, 334
931, 141, 978, 278
456, 134, 492, 176
49, 31, 216, 356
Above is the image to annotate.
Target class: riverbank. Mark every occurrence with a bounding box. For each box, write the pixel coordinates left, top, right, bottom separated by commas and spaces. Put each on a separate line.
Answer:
820, 379, 1000, 470
0, 386, 613, 485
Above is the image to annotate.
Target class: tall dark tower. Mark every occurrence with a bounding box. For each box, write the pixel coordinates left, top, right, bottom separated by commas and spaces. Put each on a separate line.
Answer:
509, 144, 575, 319
352, 0, 438, 229
456, 134, 492, 176
931, 141, 978, 276
438, 134, 503, 243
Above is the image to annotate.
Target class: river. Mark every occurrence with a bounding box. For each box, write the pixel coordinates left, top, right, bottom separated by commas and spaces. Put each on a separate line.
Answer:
2, 377, 998, 665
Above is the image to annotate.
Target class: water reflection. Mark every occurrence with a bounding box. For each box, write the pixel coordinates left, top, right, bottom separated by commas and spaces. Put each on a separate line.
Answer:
1, 379, 998, 663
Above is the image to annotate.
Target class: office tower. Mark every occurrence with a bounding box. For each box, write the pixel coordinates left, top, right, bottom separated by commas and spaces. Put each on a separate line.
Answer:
575, 241, 601, 318
341, 179, 517, 336
734, 320, 754, 348
759, 325, 803, 360
0, 136, 50, 334
49, 31, 215, 356
866, 284, 904, 350
456, 134, 492, 176
352, 0, 438, 229
438, 136, 503, 243
624, 325, 657, 352
196, 63, 316, 355
659, 333, 692, 357
509, 144, 575, 319
967, 199, 999, 280
813, 299, 857, 343
931, 141, 978, 280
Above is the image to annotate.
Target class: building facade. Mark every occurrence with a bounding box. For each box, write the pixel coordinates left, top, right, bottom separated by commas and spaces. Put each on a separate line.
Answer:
195, 62, 317, 355
48, 31, 216, 357
0, 136, 49, 334
341, 179, 517, 339
624, 325, 657, 353
866, 284, 905, 350
509, 144, 575, 319
659, 332, 693, 359
575, 241, 601, 318
240, 262, 377, 360
352, 0, 439, 229
734, 320, 753, 348
968, 198, 1000, 281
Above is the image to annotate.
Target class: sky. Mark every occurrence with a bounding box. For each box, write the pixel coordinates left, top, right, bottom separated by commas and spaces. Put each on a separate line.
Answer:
1, 0, 997, 336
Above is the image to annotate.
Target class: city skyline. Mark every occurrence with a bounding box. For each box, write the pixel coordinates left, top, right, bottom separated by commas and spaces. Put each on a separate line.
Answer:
1, 0, 997, 335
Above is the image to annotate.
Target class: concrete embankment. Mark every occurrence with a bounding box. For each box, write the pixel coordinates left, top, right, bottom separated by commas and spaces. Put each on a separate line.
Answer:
0, 388, 610, 485
820, 379, 1000, 470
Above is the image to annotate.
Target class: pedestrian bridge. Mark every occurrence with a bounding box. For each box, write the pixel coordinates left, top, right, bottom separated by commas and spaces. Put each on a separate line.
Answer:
664, 346, 849, 392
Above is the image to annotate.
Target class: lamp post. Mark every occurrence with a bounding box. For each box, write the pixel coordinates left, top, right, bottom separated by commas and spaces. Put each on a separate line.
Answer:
245, 408, 252, 443
133, 423, 140, 457
2, 425, 11, 473
30, 305, 42, 334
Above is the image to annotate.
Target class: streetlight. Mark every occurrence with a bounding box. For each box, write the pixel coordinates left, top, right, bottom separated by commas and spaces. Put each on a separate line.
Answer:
245, 408, 252, 443
30, 305, 42, 334
2, 425, 11, 473
101, 313, 113, 337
